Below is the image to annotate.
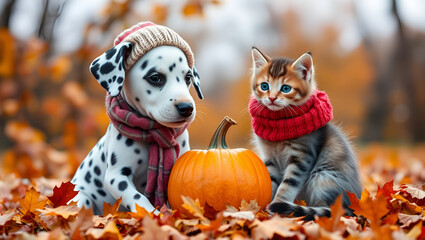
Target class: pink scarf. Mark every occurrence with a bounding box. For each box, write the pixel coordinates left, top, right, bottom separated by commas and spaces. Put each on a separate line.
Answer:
105, 93, 188, 207
249, 90, 333, 141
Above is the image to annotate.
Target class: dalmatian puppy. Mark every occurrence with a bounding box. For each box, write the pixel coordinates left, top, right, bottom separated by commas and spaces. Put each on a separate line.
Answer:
71, 39, 203, 215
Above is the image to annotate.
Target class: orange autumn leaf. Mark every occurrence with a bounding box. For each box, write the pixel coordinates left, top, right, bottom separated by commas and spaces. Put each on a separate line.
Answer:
0, 28, 15, 78
127, 204, 152, 220
181, 196, 209, 223
19, 187, 47, 214
348, 188, 389, 228
38, 205, 80, 219
48, 181, 78, 207
316, 195, 345, 232
376, 180, 396, 201
87, 220, 122, 240
102, 197, 122, 216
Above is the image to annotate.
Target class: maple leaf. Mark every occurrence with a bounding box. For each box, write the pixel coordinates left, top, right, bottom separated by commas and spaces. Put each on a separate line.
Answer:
140, 216, 169, 240
48, 181, 78, 207
181, 196, 209, 224
239, 199, 261, 212
87, 220, 122, 240
128, 204, 152, 220
250, 215, 301, 240
376, 180, 396, 201
19, 187, 47, 214
348, 188, 389, 229
316, 195, 345, 232
38, 205, 80, 219
102, 197, 122, 217
69, 207, 94, 239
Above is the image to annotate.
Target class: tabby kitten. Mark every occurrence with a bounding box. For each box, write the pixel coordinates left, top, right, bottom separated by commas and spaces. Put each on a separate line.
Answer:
249, 47, 361, 220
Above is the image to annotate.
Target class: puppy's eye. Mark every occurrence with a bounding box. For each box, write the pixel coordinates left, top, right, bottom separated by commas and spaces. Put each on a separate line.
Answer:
185, 73, 193, 85
148, 74, 161, 83
146, 73, 166, 87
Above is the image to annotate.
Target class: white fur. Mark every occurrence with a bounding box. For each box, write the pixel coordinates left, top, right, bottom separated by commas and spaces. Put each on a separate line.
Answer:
71, 46, 200, 214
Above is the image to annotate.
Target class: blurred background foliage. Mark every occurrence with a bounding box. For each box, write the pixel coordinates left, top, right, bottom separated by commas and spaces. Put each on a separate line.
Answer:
0, 0, 425, 184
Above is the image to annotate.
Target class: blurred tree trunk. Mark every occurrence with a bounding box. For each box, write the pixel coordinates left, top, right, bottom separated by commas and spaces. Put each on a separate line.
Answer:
359, 0, 424, 142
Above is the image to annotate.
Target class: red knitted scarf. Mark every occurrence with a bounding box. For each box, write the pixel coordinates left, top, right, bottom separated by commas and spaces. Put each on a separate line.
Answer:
106, 93, 188, 207
249, 90, 333, 141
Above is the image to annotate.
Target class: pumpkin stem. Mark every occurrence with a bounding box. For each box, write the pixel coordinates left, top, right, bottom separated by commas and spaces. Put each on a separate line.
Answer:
207, 116, 237, 149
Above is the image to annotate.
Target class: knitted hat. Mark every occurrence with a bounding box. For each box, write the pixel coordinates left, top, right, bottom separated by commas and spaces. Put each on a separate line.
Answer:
113, 21, 194, 71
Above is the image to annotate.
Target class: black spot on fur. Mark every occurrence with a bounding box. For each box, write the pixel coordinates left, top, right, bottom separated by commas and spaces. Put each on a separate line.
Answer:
105, 48, 117, 60
110, 179, 115, 185
134, 149, 140, 154
135, 97, 140, 102
94, 178, 103, 188
89, 159, 93, 167
179, 57, 182, 62
138, 159, 143, 164
158, 56, 162, 59
90, 63, 100, 79
125, 138, 134, 147
92, 58, 100, 66
80, 186, 85, 190
176, 76, 180, 82
169, 63, 176, 72
141, 60, 148, 70
89, 150, 93, 156
111, 153, 117, 166
118, 181, 128, 191
147, 90, 151, 94
100, 81, 109, 91
94, 166, 101, 176
100, 62, 115, 75
84, 171, 91, 183
79, 162, 85, 169
86, 199, 90, 205
134, 194, 141, 200
117, 134, 122, 140
101, 153, 105, 162
182, 140, 186, 148
118, 86, 122, 92
121, 167, 132, 176
117, 76, 124, 84
97, 189, 107, 197
91, 194, 97, 200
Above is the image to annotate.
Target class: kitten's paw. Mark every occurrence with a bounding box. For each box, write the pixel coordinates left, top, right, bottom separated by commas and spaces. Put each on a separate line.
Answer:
267, 201, 293, 214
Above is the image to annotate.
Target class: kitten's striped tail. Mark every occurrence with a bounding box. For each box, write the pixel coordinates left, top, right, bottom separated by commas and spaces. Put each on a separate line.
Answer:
268, 201, 331, 221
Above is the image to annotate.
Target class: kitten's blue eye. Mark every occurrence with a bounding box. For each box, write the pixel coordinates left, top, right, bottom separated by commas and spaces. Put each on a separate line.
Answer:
281, 85, 292, 93
260, 83, 269, 91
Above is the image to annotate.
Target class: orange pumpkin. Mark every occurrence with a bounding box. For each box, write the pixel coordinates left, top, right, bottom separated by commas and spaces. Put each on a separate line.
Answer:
168, 116, 272, 214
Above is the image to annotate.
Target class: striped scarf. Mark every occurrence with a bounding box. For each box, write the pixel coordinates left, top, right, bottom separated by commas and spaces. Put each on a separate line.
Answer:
105, 93, 188, 208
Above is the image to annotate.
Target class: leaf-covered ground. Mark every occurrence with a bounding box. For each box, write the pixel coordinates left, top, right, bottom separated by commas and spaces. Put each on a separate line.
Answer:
1, 145, 425, 239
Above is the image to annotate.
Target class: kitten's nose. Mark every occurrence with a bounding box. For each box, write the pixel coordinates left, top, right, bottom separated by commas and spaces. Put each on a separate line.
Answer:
175, 102, 194, 117
269, 97, 277, 103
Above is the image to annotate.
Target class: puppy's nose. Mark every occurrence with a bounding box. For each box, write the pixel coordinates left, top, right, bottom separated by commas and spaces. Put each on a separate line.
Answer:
175, 102, 194, 117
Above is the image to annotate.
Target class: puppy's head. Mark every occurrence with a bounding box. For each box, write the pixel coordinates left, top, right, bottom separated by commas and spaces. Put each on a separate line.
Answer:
89, 42, 203, 128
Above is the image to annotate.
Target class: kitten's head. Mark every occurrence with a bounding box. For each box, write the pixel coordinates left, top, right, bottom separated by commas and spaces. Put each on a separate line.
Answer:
250, 47, 316, 111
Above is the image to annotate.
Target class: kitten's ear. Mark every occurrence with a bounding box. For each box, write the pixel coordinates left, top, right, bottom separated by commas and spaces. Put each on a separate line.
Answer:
251, 47, 270, 73
292, 52, 314, 81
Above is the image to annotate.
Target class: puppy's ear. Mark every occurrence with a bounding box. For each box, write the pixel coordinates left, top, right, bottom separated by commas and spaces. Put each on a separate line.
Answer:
192, 66, 204, 99
89, 42, 133, 96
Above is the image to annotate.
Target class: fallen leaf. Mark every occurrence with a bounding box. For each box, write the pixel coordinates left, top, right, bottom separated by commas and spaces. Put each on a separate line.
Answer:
19, 187, 47, 214
140, 216, 168, 240
181, 196, 209, 224
48, 181, 78, 207
250, 216, 301, 240
38, 205, 80, 219
239, 199, 260, 212
87, 220, 122, 240
102, 197, 122, 217
127, 204, 151, 220
316, 195, 345, 232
